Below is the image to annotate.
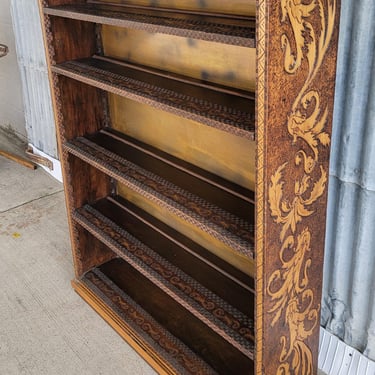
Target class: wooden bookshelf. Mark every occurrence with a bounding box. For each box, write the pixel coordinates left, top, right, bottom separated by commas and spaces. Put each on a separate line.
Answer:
39, 1, 341, 373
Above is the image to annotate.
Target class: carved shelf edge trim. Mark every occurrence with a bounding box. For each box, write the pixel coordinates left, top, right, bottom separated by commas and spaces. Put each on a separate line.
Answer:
255, 0, 267, 373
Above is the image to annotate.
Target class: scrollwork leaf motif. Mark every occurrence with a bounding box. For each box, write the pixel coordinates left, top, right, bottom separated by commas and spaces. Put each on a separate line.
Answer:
281, 0, 317, 74
282, 0, 336, 171
267, 1, 336, 374
289, 90, 330, 173
267, 229, 319, 375
269, 164, 327, 242
268, 229, 313, 323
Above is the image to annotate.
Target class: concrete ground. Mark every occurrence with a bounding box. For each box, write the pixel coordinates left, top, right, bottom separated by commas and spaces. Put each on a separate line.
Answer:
0, 130, 156, 375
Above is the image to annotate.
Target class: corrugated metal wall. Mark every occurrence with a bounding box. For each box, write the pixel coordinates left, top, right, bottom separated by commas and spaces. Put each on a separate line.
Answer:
322, 0, 375, 362
10, 0, 57, 158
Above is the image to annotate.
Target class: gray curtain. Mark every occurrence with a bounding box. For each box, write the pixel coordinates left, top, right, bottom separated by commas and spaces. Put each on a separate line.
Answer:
322, 0, 375, 361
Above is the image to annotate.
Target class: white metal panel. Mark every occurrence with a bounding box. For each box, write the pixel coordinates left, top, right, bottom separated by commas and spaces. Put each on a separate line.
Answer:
319, 328, 375, 375
10, 0, 57, 158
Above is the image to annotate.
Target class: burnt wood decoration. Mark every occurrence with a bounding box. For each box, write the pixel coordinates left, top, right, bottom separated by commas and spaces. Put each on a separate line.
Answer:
38, 0, 340, 374
256, 1, 340, 374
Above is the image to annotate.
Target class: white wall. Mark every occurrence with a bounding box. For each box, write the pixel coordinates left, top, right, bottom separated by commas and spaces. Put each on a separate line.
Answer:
0, 0, 26, 139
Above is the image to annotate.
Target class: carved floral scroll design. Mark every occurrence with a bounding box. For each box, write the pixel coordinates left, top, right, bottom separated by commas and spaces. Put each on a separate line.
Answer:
267, 1, 336, 374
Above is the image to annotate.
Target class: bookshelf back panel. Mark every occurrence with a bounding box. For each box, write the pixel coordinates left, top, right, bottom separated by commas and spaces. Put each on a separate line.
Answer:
109, 94, 256, 190
94, 0, 256, 17
101, 25, 256, 91
116, 183, 255, 277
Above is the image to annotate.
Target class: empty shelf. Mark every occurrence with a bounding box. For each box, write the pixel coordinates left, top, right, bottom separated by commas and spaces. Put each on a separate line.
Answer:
52, 56, 255, 140
76, 268, 219, 374
44, 3, 255, 47
73, 200, 254, 359
64, 131, 255, 259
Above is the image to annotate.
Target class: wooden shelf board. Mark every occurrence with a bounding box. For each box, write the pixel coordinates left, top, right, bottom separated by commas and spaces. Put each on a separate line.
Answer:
92, 128, 255, 208
44, 3, 255, 47
64, 134, 254, 258
52, 57, 255, 140
72, 275, 217, 375
98, 195, 255, 299
72, 200, 254, 355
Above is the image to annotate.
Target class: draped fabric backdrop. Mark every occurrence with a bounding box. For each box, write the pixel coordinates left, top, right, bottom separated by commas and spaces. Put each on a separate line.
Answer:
322, 0, 375, 361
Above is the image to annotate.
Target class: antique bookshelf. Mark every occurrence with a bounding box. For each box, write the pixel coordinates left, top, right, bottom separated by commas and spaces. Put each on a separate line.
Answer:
38, 1, 341, 373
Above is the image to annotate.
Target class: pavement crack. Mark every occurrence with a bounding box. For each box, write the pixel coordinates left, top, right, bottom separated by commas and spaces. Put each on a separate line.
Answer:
0, 190, 64, 214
